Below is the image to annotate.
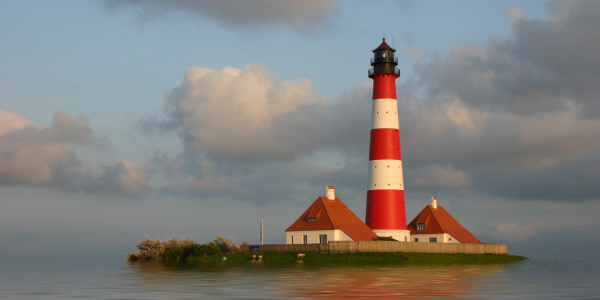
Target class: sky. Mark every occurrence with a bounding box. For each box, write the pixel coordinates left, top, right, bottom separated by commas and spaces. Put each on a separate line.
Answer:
1, 0, 599, 262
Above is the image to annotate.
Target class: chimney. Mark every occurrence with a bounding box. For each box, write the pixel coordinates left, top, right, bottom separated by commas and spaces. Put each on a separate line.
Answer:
326, 186, 335, 200
431, 196, 437, 209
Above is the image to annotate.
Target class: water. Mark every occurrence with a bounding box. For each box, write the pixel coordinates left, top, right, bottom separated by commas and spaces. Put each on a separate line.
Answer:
1, 258, 599, 299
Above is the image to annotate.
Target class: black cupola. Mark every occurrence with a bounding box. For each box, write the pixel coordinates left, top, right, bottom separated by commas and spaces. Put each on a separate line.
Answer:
369, 38, 400, 77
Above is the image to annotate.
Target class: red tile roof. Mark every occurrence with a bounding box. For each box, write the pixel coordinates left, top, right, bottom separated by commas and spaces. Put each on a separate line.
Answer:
306, 209, 321, 219
407, 205, 481, 244
286, 197, 379, 241
375, 38, 394, 51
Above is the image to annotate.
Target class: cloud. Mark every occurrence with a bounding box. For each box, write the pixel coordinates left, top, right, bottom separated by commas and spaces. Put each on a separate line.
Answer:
145, 147, 346, 204
404, 45, 424, 63
104, 0, 338, 33
486, 222, 535, 243
50, 111, 105, 148
139, 1, 600, 203
144, 57, 600, 202
150, 63, 329, 162
410, 165, 472, 189
504, 5, 526, 22
150, 154, 235, 194
74, 160, 156, 196
139, 64, 374, 202
395, 91, 600, 202
0, 110, 30, 135
475, 148, 600, 201
0, 110, 154, 196
395, 1, 600, 201
414, 0, 600, 117
400, 105, 600, 169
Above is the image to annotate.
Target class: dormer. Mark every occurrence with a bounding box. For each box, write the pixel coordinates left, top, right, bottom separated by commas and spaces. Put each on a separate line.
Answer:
416, 214, 430, 231
306, 209, 321, 222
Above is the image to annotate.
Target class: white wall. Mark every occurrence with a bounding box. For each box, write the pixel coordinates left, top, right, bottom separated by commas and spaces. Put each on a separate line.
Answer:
286, 229, 353, 244
372, 229, 411, 242
411, 233, 459, 243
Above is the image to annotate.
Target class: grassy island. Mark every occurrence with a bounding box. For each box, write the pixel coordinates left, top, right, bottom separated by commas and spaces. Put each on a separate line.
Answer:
127, 237, 526, 267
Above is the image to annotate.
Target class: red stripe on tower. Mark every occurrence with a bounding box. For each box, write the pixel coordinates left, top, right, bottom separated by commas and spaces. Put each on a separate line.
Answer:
365, 38, 410, 242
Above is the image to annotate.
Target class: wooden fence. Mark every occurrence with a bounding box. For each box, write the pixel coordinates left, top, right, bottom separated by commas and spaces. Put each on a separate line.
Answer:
240, 243, 327, 254
239, 241, 507, 255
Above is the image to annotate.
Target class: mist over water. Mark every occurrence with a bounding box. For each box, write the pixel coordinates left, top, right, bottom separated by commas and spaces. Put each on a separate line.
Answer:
1, 257, 598, 299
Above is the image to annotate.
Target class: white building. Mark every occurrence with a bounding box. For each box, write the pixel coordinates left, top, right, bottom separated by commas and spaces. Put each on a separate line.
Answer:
285, 186, 379, 244
407, 197, 481, 244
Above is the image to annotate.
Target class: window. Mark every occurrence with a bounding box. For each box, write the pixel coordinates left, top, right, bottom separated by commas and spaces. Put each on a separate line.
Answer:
303, 235, 307, 244
414, 238, 419, 242
319, 234, 327, 244
307, 217, 317, 222
417, 223, 425, 231
291, 236, 294, 244
429, 237, 437, 243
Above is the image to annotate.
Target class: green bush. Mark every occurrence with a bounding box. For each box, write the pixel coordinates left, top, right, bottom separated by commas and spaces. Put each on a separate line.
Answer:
127, 236, 236, 261
194, 243, 222, 256
162, 247, 187, 261
126, 238, 166, 261
212, 236, 239, 253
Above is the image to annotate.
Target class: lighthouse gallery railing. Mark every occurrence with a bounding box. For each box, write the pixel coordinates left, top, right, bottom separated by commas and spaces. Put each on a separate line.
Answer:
369, 68, 401, 76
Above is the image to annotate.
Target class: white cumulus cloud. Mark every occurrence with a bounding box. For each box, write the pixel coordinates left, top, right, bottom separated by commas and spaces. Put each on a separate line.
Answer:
166, 63, 328, 162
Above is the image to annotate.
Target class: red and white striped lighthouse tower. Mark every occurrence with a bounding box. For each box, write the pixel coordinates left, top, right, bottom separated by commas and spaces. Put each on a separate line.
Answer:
365, 39, 410, 241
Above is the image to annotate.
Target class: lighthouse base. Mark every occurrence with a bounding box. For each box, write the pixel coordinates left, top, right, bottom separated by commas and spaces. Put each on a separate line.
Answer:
372, 229, 411, 242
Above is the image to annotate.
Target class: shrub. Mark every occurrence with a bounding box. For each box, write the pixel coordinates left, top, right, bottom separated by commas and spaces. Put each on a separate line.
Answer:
127, 236, 236, 261
127, 237, 195, 261
194, 243, 221, 256
212, 236, 239, 253
127, 238, 166, 261
164, 237, 195, 251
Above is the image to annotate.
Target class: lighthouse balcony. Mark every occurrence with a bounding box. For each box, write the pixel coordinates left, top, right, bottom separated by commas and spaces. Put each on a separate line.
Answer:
371, 56, 398, 64
369, 68, 400, 77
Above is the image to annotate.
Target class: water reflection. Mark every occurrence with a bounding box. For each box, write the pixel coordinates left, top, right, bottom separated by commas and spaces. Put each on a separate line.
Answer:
126, 261, 508, 299
2, 259, 597, 299
271, 265, 505, 299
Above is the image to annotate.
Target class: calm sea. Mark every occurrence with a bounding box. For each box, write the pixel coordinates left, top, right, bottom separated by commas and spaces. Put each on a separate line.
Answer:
0, 257, 598, 299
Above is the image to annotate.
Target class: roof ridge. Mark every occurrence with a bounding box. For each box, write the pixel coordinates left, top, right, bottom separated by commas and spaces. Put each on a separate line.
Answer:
429, 205, 448, 234
323, 196, 343, 230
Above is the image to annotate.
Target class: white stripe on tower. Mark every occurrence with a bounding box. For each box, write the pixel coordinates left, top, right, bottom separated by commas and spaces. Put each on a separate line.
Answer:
368, 160, 404, 190
371, 98, 399, 129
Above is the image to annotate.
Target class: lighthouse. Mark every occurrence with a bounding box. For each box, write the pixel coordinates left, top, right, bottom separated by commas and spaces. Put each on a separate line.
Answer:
365, 38, 410, 242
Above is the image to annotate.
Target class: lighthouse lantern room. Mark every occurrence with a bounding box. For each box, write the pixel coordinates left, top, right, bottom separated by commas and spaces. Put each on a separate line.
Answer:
365, 39, 410, 242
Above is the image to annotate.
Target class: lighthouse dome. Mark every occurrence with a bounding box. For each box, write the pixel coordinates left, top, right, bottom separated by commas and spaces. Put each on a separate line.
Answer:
374, 38, 394, 51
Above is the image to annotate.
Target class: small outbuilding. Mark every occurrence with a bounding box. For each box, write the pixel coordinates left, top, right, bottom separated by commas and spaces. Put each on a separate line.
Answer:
285, 186, 379, 244
407, 197, 481, 244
